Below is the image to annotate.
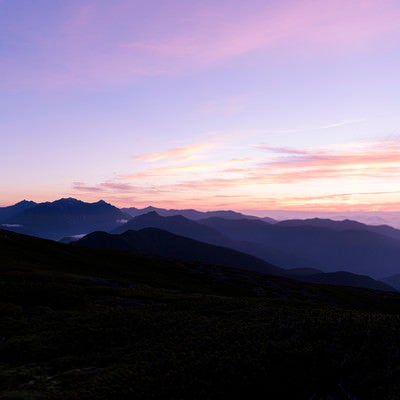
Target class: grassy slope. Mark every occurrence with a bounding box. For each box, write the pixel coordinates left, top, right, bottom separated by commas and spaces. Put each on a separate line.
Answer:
1, 230, 400, 399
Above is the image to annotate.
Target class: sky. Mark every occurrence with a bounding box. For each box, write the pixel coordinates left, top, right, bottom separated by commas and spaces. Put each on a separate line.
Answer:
1, 0, 400, 212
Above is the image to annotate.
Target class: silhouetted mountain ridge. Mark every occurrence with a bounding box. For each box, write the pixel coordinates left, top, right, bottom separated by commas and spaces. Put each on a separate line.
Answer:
198, 217, 400, 278
75, 228, 285, 276
0, 200, 37, 222
382, 274, 400, 291
75, 227, 394, 292
277, 217, 400, 241
4, 198, 130, 240
302, 271, 393, 292
121, 206, 264, 221
4, 198, 400, 280
113, 211, 229, 246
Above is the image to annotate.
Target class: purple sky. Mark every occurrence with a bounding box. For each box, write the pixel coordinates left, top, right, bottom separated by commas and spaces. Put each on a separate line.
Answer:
1, 0, 400, 211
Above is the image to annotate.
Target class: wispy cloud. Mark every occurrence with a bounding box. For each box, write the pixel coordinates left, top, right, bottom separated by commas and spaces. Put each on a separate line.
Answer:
72, 137, 400, 211
133, 143, 214, 163
127, 0, 400, 66
2, 0, 399, 90
245, 140, 400, 183
317, 119, 366, 130
73, 182, 103, 192
100, 182, 137, 191
122, 163, 220, 180
74, 181, 138, 193
254, 145, 314, 155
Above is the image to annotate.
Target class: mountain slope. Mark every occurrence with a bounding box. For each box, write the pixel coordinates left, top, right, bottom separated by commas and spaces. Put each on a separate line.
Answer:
4, 198, 130, 240
0, 200, 37, 222
76, 228, 394, 292
115, 213, 400, 278
2, 229, 400, 399
113, 211, 229, 245
302, 271, 394, 291
113, 213, 312, 269
75, 228, 285, 275
277, 217, 400, 241
381, 274, 400, 291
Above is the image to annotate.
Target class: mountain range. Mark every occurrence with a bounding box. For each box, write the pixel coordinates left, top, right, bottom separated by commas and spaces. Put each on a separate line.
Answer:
113, 211, 400, 278
276, 218, 400, 241
75, 228, 283, 276
0, 198, 129, 240
75, 226, 394, 292
197, 217, 400, 278
0, 199, 37, 221
3, 197, 400, 285
121, 205, 271, 221
112, 211, 229, 245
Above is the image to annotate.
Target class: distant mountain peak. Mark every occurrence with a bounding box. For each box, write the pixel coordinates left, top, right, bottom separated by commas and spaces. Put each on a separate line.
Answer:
3, 197, 130, 240
50, 198, 113, 207
140, 211, 160, 217
121, 205, 261, 221
16, 200, 36, 206
54, 197, 82, 204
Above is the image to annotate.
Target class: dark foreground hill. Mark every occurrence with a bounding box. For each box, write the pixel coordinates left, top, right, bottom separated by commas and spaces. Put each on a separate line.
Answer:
2, 229, 400, 399
300, 271, 393, 291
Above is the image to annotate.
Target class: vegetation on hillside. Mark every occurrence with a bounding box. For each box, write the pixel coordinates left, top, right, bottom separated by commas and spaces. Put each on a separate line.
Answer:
1, 230, 400, 399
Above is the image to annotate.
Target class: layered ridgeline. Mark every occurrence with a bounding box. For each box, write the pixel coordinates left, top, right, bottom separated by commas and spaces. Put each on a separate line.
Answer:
276, 218, 400, 240
3, 198, 400, 279
75, 228, 284, 276
112, 211, 229, 245
75, 227, 393, 292
197, 217, 400, 278
0, 200, 264, 241
113, 211, 400, 278
2, 228, 400, 399
121, 205, 275, 222
0, 198, 130, 240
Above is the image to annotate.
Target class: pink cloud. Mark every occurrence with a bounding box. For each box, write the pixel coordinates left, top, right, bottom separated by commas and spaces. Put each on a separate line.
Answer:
119, 139, 400, 192
73, 181, 137, 193
100, 182, 136, 191
243, 141, 400, 183
141, 140, 400, 205
73, 182, 103, 192
133, 143, 214, 163
2, 0, 399, 90
69, 137, 400, 211
122, 163, 218, 180
255, 144, 315, 155
127, 0, 400, 67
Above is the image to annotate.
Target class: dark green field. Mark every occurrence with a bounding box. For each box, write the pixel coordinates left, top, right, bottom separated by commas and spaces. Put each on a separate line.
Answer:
1, 229, 400, 399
